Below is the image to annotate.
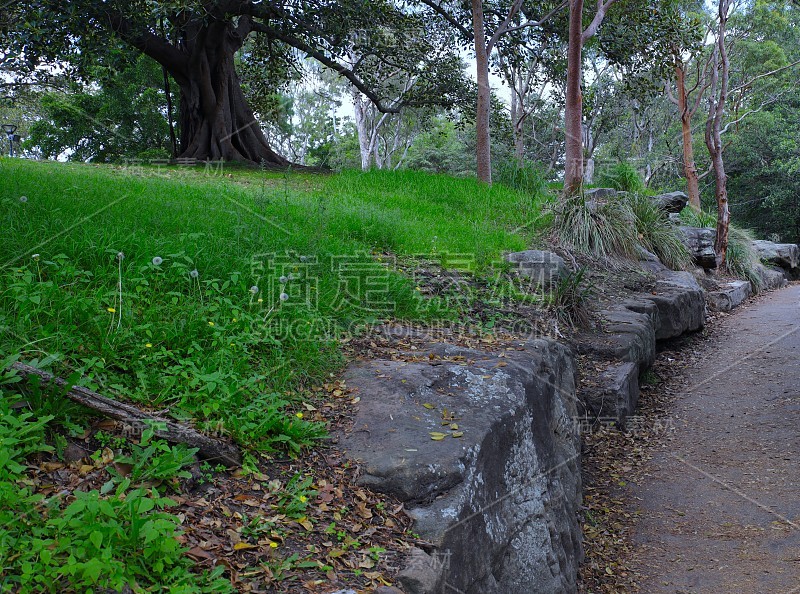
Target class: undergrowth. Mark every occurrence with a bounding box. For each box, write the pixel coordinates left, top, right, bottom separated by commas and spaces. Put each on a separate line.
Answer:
0, 364, 231, 593
553, 190, 690, 271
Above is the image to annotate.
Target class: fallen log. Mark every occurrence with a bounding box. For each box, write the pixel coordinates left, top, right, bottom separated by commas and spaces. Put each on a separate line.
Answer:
10, 362, 241, 467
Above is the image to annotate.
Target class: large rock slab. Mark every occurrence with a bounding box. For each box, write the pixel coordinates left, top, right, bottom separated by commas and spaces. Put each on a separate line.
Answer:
652, 191, 688, 214
680, 226, 717, 270
339, 340, 582, 594
578, 304, 656, 370
504, 250, 568, 288
646, 271, 706, 340
583, 361, 640, 427
754, 263, 788, 291
751, 240, 800, 272
707, 280, 752, 312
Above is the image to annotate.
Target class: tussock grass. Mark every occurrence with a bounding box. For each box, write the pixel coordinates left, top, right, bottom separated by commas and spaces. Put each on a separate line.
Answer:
553, 189, 691, 270
629, 193, 692, 270
552, 192, 639, 261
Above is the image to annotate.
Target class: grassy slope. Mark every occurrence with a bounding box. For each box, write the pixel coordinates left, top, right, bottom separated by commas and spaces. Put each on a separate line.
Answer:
0, 158, 545, 451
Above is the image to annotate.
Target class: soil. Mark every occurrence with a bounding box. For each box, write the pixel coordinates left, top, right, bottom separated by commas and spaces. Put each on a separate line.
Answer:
629, 283, 800, 592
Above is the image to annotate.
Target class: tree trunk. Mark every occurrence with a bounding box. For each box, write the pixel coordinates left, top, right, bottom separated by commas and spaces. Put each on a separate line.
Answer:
564, 0, 585, 194
175, 52, 287, 165
472, 0, 492, 184
676, 64, 702, 209
510, 85, 526, 166
352, 89, 373, 171
706, 0, 731, 269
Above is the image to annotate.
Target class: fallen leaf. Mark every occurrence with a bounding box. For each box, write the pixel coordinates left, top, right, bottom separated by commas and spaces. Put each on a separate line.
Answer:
233, 542, 257, 551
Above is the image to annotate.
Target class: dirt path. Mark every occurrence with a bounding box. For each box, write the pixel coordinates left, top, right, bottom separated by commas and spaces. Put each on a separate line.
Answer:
630, 284, 800, 593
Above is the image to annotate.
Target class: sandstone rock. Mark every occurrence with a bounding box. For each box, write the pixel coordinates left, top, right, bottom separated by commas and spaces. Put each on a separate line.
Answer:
679, 226, 717, 270
396, 548, 440, 594
636, 246, 667, 274
504, 250, 568, 288
652, 191, 688, 214
754, 263, 788, 292
707, 280, 752, 312
583, 362, 640, 426
578, 306, 656, 370
648, 271, 706, 339
584, 188, 619, 201
338, 340, 582, 594
751, 240, 800, 271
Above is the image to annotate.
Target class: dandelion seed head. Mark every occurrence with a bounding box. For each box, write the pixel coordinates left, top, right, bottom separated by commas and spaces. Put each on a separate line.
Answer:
116, 252, 125, 261
279, 275, 288, 284
279, 292, 289, 302
152, 256, 163, 266
299, 255, 308, 262
19, 196, 27, 203
31, 254, 40, 261
249, 285, 259, 294
189, 269, 199, 278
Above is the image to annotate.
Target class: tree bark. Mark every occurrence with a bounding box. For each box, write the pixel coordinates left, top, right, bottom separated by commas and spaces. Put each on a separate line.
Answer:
472, 0, 492, 184
564, 0, 585, 194
175, 47, 288, 165
11, 362, 241, 466
352, 89, 373, 170
675, 64, 702, 209
706, 0, 731, 269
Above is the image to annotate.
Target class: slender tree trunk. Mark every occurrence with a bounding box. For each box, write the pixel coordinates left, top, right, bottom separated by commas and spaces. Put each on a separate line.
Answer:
676, 64, 702, 209
564, 0, 585, 194
510, 85, 526, 166
351, 90, 372, 170
706, 0, 731, 268
472, 0, 492, 184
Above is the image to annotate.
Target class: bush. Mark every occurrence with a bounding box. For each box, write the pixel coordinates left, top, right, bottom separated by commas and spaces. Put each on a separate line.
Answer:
597, 161, 645, 193
552, 191, 638, 260
727, 226, 763, 292
629, 194, 692, 270
0, 389, 231, 593
547, 267, 591, 328
495, 160, 548, 197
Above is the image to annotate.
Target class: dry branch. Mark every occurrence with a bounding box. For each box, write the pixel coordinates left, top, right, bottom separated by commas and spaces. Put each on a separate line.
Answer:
11, 362, 241, 467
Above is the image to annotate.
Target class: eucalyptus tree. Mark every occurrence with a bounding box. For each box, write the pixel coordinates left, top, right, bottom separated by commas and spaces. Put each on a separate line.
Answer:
3, 0, 464, 165
420, 0, 566, 184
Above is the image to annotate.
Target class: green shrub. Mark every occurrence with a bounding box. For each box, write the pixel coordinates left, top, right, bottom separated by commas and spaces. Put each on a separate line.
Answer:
106, 425, 197, 488
0, 390, 231, 593
727, 226, 762, 292
552, 192, 638, 260
546, 267, 591, 328
495, 160, 548, 197
629, 193, 692, 270
597, 161, 645, 193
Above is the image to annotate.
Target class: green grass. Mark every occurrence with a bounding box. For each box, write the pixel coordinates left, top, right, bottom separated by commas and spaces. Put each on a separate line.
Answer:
0, 159, 546, 453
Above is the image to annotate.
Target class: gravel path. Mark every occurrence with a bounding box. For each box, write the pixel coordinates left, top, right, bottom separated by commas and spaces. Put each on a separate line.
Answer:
631, 284, 800, 593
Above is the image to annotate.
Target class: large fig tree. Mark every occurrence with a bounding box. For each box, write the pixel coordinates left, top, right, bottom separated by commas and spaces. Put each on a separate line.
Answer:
2, 0, 463, 165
